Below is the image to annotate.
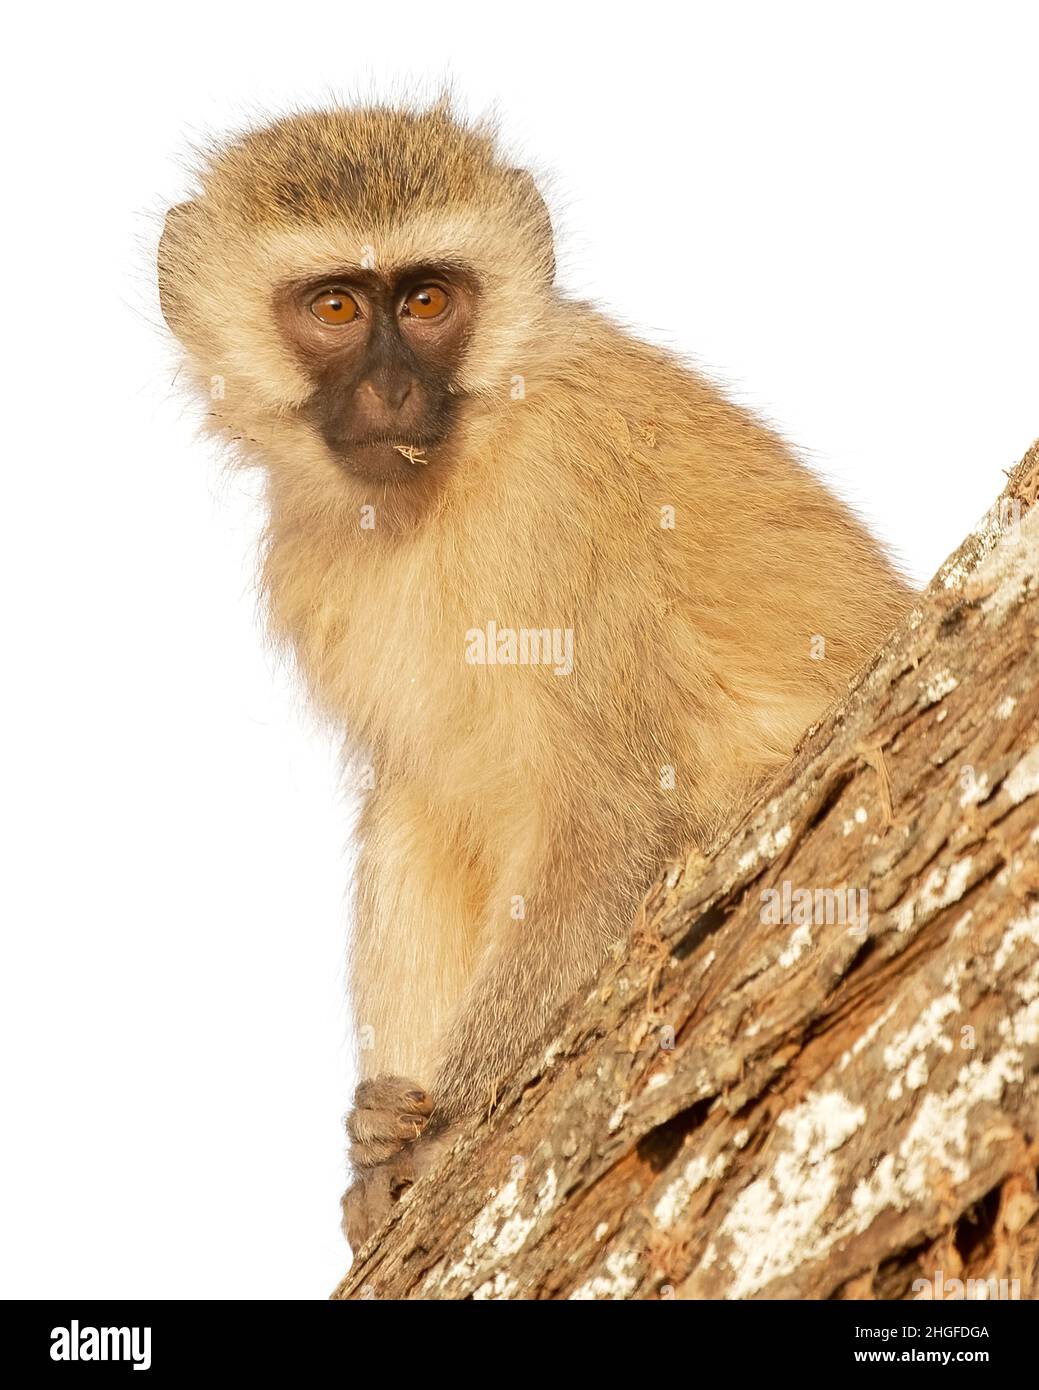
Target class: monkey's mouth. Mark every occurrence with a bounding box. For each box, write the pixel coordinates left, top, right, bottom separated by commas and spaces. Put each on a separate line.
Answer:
326, 435, 446, 480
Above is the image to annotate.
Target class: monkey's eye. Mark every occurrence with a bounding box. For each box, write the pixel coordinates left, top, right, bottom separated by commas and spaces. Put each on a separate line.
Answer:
402, 285, 449, 319
310, 290, 359, 325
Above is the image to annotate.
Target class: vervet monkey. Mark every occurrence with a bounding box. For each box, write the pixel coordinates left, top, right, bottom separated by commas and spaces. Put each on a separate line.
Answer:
157, 100, 911, 1248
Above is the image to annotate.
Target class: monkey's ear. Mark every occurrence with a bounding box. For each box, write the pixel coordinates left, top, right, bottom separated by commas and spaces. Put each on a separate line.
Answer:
157, 199, 200, 333
507, 169, 555, 284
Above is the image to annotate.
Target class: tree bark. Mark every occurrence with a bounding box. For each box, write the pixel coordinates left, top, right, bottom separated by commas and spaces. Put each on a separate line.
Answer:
334, 441, 1039, 1301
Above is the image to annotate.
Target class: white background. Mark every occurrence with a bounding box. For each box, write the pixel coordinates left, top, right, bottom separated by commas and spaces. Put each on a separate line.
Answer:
1, 1, 1036, 1298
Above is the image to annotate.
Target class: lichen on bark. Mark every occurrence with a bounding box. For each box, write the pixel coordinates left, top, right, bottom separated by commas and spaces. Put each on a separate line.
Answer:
335, 441, 1039, 1301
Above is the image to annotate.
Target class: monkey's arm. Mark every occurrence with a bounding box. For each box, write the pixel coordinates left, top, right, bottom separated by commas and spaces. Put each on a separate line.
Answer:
429, 807, 647, 1126
341, 782, 487, 1246
349, 781, 482, 1089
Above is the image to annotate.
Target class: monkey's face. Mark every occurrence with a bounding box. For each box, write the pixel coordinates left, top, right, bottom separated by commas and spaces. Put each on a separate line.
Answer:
158, 105, 557, 500
275, 265, 477, 481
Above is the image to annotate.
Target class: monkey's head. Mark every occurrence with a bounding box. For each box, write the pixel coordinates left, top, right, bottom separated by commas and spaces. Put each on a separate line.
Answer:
158, 103, 555, 486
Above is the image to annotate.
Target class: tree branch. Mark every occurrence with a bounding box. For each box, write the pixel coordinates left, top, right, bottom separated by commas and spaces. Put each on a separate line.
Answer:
335, 440, 1039, 1301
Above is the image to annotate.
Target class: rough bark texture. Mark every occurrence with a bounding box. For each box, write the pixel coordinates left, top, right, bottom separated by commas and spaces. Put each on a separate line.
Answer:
334, 441, 1039, 1301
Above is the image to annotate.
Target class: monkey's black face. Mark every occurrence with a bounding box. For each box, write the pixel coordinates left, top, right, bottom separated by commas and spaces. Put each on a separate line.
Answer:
276, 265, 477, 482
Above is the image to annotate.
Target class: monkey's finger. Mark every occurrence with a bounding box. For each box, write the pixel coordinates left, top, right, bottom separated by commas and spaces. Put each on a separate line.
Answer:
347, 1105, 429, 1160
354, 1074, 434, 1117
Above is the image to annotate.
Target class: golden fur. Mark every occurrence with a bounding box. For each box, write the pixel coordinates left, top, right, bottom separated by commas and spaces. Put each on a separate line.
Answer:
159, 100, 912, 1134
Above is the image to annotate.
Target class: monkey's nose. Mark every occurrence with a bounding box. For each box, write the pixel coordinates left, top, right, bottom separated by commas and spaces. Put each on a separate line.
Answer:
359, 377, 413, 411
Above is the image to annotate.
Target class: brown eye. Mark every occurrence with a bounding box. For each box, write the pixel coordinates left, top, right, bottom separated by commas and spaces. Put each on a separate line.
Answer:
310, 290, 359, 325
403, 285, 449, 319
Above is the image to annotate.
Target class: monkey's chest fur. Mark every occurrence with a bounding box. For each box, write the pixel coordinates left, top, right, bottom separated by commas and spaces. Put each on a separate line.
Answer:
262, 450, 809, 879
269, 492, 596, 819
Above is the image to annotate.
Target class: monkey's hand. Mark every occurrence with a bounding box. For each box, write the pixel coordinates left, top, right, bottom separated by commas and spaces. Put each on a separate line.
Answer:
341, 1074, 435, 1249
346, 1074, 433, 1168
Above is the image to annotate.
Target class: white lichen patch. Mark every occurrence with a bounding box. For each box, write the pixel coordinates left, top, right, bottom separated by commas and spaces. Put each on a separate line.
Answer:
883, 982, 960, 1101
1004, 744, 1039, 807
877, 1049, 1023, 1203
950, 910, 974, 941
904, 1054, 930, 1091
976, 501, 1039, 622
992, 902, 1039, 974
778, 923, 813, 969
476, 1171, 556, 1258
849, 991, 1039, 1229
999, 984, 1039, 1047
764, 823, 793, 856
920, 669, 958, 706
473, 1271, 519, 1300
894, 859, 973, 934
737, 823, 792, 875
607, 1102, 629, 1133
736, 847, 758, 875
940, 506, 1004, 590
960, 771, 991, 808
947, 492, 1037, 595
430, 1167, 559, 1293
705, 986, 1039, 1298
996, 695, 1017, 720
702, 1090, 865, 1299
843, 807, 869, 836
568, 1249, 640, 1300
942, 559, 971, 590
653, 1152, 729, 1230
